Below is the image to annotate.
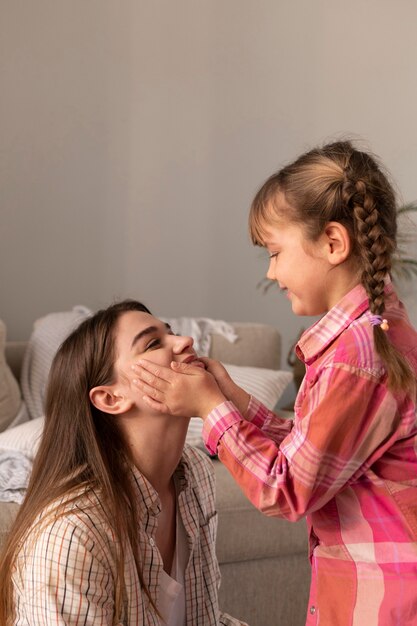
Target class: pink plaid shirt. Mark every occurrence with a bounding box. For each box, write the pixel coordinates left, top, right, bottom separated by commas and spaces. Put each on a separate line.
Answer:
204, 281, 417, 625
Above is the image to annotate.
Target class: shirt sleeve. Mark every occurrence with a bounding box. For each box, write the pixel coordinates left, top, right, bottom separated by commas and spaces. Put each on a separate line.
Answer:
244, 395, 294, 440
203, 395, 293, 455
14, 515, 118, 626
203, 365, 399, 521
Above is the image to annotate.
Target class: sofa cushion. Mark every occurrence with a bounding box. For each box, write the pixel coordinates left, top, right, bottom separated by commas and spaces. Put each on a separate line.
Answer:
213, 460, 308, 563
210, 323, 281, 370
222, 363, 292, 411
0, 320, 22, 432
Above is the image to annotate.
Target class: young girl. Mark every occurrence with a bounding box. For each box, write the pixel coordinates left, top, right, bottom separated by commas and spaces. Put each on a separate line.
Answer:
131, 141, 417, 625
0, 300, 246, 626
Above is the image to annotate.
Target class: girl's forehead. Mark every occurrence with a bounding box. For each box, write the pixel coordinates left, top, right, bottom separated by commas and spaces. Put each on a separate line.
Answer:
262, 219, 304, 246
261, 213, 294, 239
262, 228, 283, 246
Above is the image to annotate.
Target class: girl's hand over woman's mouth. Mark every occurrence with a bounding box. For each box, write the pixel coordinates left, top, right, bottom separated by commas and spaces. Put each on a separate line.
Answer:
131, 359, 226, 419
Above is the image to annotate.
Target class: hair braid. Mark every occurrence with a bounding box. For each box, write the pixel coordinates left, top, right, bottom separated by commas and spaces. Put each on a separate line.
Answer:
349, 180, 393, 315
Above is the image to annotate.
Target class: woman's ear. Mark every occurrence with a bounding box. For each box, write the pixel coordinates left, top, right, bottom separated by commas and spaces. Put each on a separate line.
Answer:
322, 221, 352, 265
89, 385, 134, 415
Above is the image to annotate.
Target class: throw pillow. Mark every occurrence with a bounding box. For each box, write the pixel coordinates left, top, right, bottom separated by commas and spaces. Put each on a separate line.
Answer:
0, 320, 22, 432
21, 306, 92, 420
0, 416, 44, 460
222, 363, 293, 411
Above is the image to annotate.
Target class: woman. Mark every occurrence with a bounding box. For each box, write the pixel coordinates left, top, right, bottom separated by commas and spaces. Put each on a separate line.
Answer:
0, 300, 246, 626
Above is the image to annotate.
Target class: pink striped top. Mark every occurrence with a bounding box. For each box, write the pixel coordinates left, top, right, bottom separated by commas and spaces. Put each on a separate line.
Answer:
203, 281, 417, 625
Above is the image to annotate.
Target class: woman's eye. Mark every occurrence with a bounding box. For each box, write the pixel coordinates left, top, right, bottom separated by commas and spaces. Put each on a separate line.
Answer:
269, 252, 279, 259
145, 339, 161, 351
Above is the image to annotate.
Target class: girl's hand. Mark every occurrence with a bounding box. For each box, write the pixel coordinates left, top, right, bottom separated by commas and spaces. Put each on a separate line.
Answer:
131, 359, 226, 419
199, 358, 251, 417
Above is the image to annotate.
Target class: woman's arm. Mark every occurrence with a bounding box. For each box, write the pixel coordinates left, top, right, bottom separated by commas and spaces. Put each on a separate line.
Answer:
14, 515, 118, 626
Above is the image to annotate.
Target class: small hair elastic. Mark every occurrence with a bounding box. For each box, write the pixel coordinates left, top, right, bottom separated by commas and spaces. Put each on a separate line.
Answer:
370, 315, 389, 331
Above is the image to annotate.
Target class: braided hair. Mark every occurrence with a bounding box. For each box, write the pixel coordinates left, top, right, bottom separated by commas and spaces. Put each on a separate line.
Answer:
249, 140, 414, 392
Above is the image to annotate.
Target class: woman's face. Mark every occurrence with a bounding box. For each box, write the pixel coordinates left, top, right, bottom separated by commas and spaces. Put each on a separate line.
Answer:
113, 310, 203, 384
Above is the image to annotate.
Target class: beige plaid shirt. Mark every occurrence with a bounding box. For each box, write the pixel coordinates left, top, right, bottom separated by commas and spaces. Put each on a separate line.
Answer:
13, 446, 246, 626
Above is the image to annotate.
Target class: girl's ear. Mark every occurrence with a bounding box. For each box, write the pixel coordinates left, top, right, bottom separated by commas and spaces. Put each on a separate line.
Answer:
89, 385, 134, 415
322, 221, 352, 265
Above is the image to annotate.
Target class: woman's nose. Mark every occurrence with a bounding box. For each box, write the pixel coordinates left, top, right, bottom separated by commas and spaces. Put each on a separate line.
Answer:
170, 334, 194, 354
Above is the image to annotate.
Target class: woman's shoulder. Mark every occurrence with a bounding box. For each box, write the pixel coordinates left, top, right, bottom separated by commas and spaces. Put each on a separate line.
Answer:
180, 446, 218, 522
182, 445, 216, 496
183, 444, 215, 476
18, 489, 117, 563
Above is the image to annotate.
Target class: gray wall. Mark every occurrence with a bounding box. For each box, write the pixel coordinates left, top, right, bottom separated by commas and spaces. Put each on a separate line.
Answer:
2, 1, 417, 369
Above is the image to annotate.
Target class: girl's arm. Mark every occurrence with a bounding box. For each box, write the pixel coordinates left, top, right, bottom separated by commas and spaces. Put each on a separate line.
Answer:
243, 394, 294, 443
198, 357, 252, 417
132, 356, 294, 444
130, 358, 402, 521
203, 364, 402, 521
201, 357, 294, 440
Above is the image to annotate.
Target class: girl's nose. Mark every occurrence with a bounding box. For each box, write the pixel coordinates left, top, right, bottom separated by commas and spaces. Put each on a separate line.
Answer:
170, 334, 194, 354
266, 259, 276, 281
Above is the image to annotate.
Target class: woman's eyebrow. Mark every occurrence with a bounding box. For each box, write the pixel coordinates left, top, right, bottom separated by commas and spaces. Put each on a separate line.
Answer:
130, 323, 172, 349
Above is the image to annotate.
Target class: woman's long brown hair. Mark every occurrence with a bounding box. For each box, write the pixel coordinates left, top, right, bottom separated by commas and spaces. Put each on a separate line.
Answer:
0, 300, 158, 625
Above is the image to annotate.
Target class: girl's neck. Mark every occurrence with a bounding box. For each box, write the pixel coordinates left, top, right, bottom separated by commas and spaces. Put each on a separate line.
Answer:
326, 264, 362, 310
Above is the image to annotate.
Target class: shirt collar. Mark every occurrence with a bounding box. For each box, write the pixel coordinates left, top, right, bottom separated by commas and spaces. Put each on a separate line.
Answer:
296, 278, 395, 364
129, 452, 194, 516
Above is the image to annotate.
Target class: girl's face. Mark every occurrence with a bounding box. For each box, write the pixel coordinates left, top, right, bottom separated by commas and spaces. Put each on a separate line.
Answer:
263, 219, 334, 316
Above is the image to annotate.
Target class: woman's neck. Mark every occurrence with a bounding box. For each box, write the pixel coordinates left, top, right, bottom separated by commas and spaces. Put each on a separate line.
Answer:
118, 413, 188, 575
117, 413, 190, 494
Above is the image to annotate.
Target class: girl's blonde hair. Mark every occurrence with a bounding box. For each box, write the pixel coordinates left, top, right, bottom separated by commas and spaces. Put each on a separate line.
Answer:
0, 300, 159, 625
249, 139, 414, 393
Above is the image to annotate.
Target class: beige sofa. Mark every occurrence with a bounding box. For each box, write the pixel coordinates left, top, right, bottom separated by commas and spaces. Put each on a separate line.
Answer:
1, 323, 311, 626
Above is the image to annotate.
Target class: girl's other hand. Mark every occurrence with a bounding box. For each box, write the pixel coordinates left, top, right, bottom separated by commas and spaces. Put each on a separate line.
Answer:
131, 359, 226, 419
199, 358, 251, 417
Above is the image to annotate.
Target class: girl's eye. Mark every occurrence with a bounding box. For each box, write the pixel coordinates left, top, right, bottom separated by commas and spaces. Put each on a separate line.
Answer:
269, 252, 279, 259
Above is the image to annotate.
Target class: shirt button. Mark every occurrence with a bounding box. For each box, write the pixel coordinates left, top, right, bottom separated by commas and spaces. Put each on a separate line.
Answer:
310, 606, 316, 615
149, 538, 155, 547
